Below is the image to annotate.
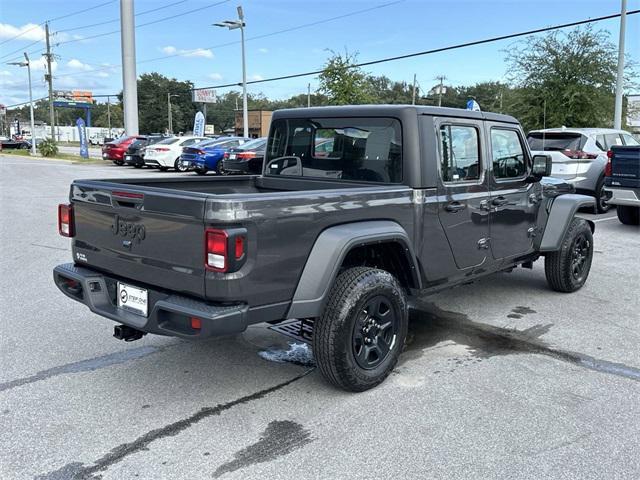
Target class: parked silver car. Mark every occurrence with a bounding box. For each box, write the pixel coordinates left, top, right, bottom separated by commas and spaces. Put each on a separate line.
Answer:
527, 128, 639, 213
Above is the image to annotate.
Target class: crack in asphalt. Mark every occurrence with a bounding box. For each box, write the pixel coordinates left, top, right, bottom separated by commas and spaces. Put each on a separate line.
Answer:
34, 370, 314, 480
0, 345, 166, 393
405, 301, 640, 383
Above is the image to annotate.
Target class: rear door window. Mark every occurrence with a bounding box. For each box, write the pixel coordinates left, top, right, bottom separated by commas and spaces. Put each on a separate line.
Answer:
491, 129, 527, 179
604, 133, 623, 148
439, 125, 481, 182
621, 133, 640, 146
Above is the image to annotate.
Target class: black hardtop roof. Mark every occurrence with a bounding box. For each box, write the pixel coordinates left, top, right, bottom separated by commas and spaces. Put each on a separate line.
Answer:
273, 104, 519, 124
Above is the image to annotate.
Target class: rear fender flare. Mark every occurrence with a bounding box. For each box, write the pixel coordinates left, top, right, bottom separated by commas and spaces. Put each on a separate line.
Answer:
539, 194, 595, 252
286, 221, 421, 319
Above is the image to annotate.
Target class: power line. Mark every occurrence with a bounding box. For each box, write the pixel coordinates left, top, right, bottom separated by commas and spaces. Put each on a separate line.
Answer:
52, 0, 406, 78
54, 0, 231, 48
0, 1, 115, 48
55, 0, 189, 33
193, 8, 640, 91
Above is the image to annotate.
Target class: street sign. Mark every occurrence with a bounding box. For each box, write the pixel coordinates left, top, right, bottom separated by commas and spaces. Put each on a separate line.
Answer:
192, 88, 217, 104
193, 111, 205, 137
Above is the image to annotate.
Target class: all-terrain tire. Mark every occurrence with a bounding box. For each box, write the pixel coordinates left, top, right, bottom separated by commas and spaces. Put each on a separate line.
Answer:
616, 205, 640, 225
544, 218, 593, 293
313, 267, 408, 392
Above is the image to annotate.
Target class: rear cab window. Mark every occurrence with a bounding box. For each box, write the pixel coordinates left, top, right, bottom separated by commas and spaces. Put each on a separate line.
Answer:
265, 117, 402, 183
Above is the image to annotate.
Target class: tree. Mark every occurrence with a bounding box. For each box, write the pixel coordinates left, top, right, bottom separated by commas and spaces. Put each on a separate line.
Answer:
318, 50, 372, 105
505, 26, 636, 131
133, 73, 198, 134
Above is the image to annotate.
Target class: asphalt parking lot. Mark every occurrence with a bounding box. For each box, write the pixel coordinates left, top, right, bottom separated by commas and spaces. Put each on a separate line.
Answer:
1, 155, 639, 480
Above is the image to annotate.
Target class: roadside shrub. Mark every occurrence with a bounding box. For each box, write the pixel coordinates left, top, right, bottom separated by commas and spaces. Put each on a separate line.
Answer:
38, 138, 59, 157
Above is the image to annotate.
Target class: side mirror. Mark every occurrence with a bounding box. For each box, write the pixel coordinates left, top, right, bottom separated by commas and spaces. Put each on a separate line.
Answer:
531, 154, 552, 178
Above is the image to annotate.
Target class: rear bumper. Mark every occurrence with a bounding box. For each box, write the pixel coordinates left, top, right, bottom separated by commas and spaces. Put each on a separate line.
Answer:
123, 154, 144, 166
222, 159, 250, 173
53, 263, 249, 339
604, 187, 640, 207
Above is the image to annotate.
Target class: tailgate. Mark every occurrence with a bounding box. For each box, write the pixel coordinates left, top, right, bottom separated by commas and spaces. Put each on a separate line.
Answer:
609, 146, 640, 188
70, 181, 207, 297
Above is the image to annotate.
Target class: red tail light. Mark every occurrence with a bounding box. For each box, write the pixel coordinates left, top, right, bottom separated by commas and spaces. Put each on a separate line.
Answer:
205, 228, 247, 272
58, 204, 75, 237
237, 152, 257, 160
195, 149, 205, 155
223, 152, 230, 159
563, 149, 597, 160
155, 147, 170, 152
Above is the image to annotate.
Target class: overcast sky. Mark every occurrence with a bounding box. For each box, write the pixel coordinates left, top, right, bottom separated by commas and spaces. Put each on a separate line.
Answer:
0, 0, 638, 106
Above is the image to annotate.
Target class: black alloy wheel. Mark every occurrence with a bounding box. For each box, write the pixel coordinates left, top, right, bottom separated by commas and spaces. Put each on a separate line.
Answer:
352, 295, 398, 370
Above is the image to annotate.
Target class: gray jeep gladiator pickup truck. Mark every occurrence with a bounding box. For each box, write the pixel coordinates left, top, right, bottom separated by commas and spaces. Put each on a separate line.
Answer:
54, 105, 595, 391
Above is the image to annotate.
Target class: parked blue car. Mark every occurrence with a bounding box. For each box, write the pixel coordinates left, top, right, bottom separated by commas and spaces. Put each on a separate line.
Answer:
181, 137, 250, 175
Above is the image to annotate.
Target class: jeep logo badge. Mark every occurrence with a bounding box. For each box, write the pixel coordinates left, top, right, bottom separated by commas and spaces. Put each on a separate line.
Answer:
111, 214, 146, 244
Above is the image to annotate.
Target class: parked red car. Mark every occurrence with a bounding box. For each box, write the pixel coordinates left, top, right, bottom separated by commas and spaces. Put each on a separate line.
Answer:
102, 136, 143, 165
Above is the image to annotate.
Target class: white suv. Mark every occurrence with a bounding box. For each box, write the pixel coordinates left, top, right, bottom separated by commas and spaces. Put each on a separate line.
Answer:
144, 136, 209, 171
527, 128, 639, 213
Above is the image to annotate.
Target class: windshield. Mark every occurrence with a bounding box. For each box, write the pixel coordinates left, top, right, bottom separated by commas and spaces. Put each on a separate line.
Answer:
265, 117, 402, 183
527, 132, 585, 151
240, 137, 267, 150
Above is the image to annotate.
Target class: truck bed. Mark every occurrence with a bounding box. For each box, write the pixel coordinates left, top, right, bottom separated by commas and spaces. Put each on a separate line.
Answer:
68, 174, 414, 306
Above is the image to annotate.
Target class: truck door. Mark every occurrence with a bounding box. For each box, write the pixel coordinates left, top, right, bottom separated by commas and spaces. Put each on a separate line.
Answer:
436, 120, 492, 269
486, 124, 538, 260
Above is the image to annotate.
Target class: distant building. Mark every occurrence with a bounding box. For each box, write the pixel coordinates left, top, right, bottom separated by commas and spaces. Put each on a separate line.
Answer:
627, 94, 640, 133
234, 110, 272, 138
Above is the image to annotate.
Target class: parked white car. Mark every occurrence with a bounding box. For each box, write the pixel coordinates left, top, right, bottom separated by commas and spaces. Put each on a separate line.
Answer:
143, 136, 209, 171
527, 128, 639, 213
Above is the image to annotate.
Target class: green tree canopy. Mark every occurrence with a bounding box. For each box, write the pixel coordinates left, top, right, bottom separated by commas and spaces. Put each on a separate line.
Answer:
318, 50, 372, 105
505, 26, 634, 131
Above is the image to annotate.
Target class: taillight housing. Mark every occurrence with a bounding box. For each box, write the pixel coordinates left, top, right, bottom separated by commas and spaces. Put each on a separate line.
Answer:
58, 204, 75, 237
205, 228, 247, 272
237, 152, 257, 160
605, 150, 613, 177
563, 149, 598, 160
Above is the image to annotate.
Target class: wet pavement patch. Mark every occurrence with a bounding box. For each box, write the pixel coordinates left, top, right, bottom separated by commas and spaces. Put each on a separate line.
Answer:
0, 345, 164, 393
212, 420, 312, 478
405, 301, 640, 383
34, 371, 313, 480
258, 342, 315, 367
507, 306, 537, 319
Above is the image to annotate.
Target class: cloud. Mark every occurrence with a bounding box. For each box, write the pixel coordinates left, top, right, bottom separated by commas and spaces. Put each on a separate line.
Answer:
208, 73, 223, 80
0, 23, 46, 42
0, 70, 11, 77
249, 74, 264, 81
160, 45, 213, 58
67, 59, 92, 71
258, 48, 268, 54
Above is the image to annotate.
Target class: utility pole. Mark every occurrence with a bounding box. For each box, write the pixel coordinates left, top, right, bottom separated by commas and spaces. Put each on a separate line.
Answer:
614, 0, 627, 129
107, 96, 112, 138
167, 93, 173, 134
412, 74, 417, 105
307, 83, 311, 107
435, 75, 446, 107
120, 0, 139, 135
44, 22, 55, 139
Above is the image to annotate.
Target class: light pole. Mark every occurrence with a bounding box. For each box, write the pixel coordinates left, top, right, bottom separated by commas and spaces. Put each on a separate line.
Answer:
167, 93, 178, 134
8, 52, 36, 155
614, 0, 627, 130
215, 5, 248, 138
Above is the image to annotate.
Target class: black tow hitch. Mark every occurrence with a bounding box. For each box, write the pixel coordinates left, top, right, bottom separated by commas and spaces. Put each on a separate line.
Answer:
113, 325, 146, 342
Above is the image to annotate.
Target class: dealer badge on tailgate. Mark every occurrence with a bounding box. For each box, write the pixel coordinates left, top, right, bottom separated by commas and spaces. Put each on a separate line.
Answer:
117, 282, 148, 316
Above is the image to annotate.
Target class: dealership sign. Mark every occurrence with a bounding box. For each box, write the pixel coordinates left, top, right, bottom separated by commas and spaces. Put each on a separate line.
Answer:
192, 88, 217, 104
193, 111, 205, 137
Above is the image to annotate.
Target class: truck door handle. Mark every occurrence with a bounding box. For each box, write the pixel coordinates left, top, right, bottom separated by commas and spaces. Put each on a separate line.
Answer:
445, 202, 466, 213
492, 196, 509, 207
